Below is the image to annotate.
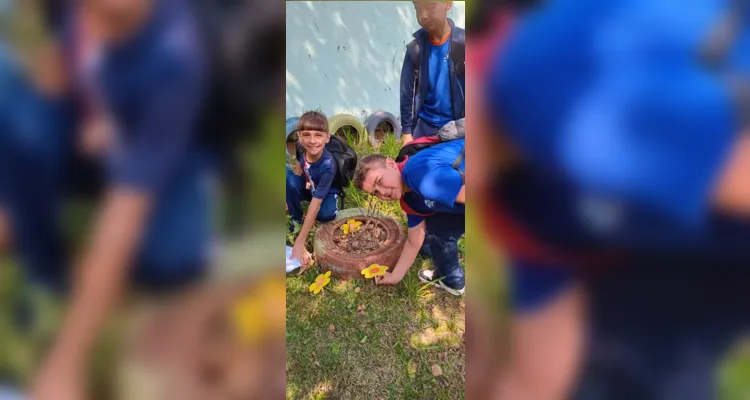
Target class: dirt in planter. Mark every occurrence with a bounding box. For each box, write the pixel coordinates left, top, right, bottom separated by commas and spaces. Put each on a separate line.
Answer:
333, 223, 386, 254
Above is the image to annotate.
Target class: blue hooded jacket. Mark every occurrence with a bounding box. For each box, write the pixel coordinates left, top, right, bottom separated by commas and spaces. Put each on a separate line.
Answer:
400, 18, 465, 134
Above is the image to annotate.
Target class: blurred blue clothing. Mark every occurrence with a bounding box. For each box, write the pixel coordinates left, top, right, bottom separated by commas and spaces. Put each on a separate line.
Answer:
1, 0, 214, 291
575, 255, 750, 400
489, 0, 747, 249
98, 0, 214, 286
0, 49, 74, 292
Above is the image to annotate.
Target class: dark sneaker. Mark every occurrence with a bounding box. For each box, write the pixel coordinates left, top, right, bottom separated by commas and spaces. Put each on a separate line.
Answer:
417, 269, 465, 296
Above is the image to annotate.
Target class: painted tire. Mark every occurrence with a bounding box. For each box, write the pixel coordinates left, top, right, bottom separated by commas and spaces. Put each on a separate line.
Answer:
286, 117, 300, 166
328, 113, 366, 145
313, 208, 406, 280
365, 110, 401, 146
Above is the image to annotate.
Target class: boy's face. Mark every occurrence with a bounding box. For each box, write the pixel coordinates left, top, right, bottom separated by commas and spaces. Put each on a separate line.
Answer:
299, 130, 330, 158
30, 42, 68, 95
361, 159, 403, 201
84, 0, 152, 43
413, 1, 452, 33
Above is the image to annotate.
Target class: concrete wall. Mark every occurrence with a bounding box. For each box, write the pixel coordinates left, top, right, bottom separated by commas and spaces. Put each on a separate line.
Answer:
286, 1, 465, 121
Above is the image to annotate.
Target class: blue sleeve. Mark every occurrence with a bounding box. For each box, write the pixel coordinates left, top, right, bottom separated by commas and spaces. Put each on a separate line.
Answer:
109, 52, 205, 193
407, 214, 425, 228
411, 166, 463, 208
400, 49, 417, 134
312, 162, 334, 199
509, 258, 575, 314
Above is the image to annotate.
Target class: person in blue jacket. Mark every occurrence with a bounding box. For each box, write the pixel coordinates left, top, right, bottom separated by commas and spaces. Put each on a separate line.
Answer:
353, 139, 465, 295
487, 1, 750, 399
400, 1, 465, 144
20, 1, 216, 399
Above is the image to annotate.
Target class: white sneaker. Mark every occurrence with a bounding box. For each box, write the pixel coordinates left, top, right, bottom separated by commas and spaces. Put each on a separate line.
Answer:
418, 269, 465, 296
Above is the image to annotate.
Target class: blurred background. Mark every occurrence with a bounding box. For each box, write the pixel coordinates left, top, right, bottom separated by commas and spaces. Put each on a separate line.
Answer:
0, 0, 285, 398
466, 1, 750, 399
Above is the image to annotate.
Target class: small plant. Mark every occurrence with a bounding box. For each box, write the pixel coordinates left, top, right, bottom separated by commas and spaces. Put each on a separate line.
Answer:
285, 214, 301, 245
377, 133, 401, 159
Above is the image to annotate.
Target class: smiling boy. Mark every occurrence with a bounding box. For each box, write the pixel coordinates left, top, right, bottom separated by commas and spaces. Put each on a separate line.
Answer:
353, 138, 465, 295
287, 111, 340, 268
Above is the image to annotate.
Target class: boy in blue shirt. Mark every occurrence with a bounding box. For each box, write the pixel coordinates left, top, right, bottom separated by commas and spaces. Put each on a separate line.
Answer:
353, 139, 466, 295
400, 1, 465, 143
487, 1, 750, 398
287, 111, 340, 268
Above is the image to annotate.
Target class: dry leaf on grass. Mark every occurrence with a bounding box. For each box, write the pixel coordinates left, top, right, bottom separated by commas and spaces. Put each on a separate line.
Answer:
407, 360, 418, 377
431, 364, 443, 377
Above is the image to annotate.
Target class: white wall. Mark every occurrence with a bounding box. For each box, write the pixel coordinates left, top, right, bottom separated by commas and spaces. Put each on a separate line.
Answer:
286, 1, 465, 120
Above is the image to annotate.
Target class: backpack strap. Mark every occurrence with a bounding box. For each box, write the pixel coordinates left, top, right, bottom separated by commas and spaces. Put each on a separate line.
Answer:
450, 28, 466, 78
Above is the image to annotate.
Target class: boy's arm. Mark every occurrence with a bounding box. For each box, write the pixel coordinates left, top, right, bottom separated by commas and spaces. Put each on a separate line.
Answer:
400, 49, 417, 143
33, 49, 204, 397
456, 186, 466, 204
35, 188, 151, 379
293, 196, 322, 254
378, 220, 426, 284
292, 166, 335, 265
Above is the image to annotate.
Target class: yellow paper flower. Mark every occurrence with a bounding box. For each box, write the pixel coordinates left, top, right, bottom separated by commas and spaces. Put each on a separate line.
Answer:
232, 277, 286, 345
341, 219, 363, 235
232, 293, 264, 345
361, 264, 389, 279
309, 271, 332, 294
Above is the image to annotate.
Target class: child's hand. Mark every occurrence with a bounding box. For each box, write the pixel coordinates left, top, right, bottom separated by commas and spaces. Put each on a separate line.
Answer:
290, 242, 312, 273
375, 271, 403, 285
713, 133, 750, 216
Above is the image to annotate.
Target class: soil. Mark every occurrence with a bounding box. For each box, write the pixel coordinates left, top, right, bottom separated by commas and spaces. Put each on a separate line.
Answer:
333, 222, 386, 253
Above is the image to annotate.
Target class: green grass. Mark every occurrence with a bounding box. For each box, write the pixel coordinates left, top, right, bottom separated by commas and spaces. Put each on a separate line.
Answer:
286, 132, 466, 399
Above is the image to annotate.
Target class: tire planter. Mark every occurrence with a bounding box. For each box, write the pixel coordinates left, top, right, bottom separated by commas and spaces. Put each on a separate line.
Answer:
365, 110, 401, 147
285, 117, 300, 167
313, 208, 406, 280
328, 113, 367, 145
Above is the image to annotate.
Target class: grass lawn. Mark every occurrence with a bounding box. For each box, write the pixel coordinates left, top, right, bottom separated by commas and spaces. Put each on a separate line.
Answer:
285, 133, 466, 400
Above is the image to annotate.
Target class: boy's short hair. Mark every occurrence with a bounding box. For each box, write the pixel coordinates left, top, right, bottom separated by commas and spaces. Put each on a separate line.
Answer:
297, 110, 329, 134
353, 154, 387, 190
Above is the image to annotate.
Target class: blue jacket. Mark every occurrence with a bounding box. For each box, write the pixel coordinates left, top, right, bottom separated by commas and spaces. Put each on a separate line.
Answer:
400, 18, 465, 134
